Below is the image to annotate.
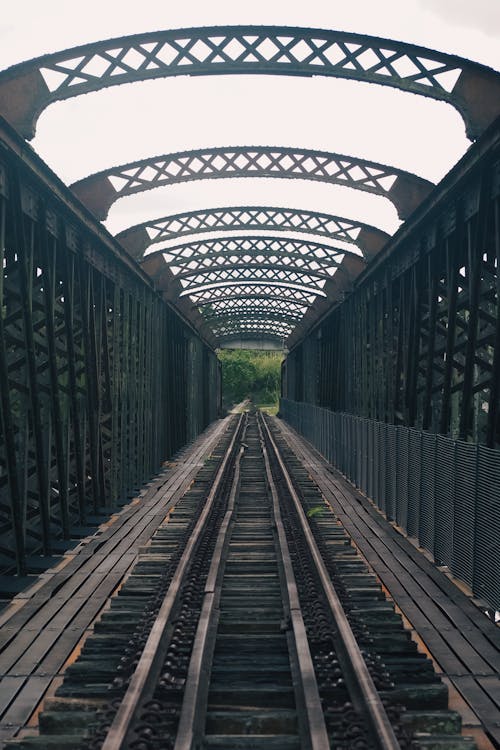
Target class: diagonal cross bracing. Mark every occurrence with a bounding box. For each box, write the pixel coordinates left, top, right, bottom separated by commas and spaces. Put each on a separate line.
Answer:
70, 145, 433, 220
154, 235, 349, 272
1, 26, 499, 139
117, 205, 389, 260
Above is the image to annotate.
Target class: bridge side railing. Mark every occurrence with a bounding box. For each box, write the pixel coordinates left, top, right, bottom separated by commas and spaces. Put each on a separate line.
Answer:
0, 119, 220, 578
280, 398, 500, 612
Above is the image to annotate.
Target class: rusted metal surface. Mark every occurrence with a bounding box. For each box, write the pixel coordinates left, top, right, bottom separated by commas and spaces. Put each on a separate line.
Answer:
70, 146, 433, 221
0, 27, 499, 139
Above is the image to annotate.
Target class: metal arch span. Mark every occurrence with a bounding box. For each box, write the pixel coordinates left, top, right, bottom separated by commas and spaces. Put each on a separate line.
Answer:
70, 146, 433, 220
117, 206, 389, 259
179, 276, 328, 298
1, 27, 500, 139
211, 311, 300, 327
188, 285, 319, 307
202, 300, 307, 323
213, 318, 294, 339
150, 236, 349, 284
153, 235, 351, 270
176, 261, 333, 284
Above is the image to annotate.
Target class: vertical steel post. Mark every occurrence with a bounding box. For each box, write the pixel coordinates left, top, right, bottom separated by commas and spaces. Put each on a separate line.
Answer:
439, 229, 460, 436
459, 172, 490, 441
11, 170, 51, 555
38, 201, 70, 537
486, 197, 500, 447
0, 194, 26, 574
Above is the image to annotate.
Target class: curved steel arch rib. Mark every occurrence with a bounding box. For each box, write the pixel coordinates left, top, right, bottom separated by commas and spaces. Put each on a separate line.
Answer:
211, 311, 299, 326
202, 302, 306, 324
70, 146, 433, 220
1, 26, 499, 139
189, 285, 318, 307
154, 237, 347, 284
117, 205, 389, 259
179, 276, 328, 298
176, 263, 332, 286
152, 235, 350, 270
219, 334, 287, 350
214, 318, 294, 338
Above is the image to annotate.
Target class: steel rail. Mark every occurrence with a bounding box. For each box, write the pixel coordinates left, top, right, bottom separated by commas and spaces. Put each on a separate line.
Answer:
175, 411, 329, 750
173, 424, 247, 750
258, 415, 331, 750
100, 413, 244, 750
259, 412, 402, 750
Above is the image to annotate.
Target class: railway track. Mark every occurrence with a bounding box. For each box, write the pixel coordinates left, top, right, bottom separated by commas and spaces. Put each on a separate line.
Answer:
6, 411, 475, 749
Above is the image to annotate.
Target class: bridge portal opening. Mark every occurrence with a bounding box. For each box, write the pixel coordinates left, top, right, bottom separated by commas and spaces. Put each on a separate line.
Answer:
218, 348, 284, 414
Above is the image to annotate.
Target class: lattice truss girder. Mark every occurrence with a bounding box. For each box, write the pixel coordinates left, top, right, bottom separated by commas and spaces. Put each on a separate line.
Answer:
119, 206, 387, 260
178, 265, 327, 293
159, 235, 346, 276
2, 26, 500, 139
187, 283, 318, 307
318, 168, 500, 446
150, 233, 357, 338
186, 275, 325, 336
212, 317, 294, 338
71, 146, 433, 220
413, 215, 499, 434
200, 297, 308, 322
203, 307, 302, 328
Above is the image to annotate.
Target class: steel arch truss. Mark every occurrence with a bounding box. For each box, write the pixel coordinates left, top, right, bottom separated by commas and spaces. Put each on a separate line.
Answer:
157, 235, 348, 269
178, 266, 328, 294
145, 232, 349, 340
155, 235, 347, 284
183, 267, 328, 340
136, 227, 369, 340
71, 145, 433, 220
188, 284, 318, 307
201, 298, 307, 323
118, 205, 389, 259
213, 317, 294, 340
204, 306, 302, 342
1, 27, 500, 138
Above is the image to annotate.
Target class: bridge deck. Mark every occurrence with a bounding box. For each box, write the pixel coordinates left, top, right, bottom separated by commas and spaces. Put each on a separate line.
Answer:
0, 415, 499, 747
276, 417, 500, 749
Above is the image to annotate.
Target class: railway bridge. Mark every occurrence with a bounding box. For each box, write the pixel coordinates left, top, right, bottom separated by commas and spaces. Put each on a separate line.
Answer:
0, 22, 499, 750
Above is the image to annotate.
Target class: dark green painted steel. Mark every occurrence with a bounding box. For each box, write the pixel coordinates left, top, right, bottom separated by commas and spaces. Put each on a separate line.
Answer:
0, 137, 220, 576
283, 120, 500, 448
281, 119, 500, 615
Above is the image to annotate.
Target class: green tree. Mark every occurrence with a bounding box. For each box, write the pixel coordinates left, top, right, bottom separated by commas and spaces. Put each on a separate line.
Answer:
218, 349, 283, 407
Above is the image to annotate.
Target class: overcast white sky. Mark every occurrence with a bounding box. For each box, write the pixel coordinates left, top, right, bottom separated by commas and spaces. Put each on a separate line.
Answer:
1, 0, 499, 240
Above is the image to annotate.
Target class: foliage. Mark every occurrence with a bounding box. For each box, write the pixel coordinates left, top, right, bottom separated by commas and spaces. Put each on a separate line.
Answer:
218, 349, 283, 407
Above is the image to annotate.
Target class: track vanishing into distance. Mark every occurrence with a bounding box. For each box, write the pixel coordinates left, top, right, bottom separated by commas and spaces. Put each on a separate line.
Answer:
6, 411, 476, 750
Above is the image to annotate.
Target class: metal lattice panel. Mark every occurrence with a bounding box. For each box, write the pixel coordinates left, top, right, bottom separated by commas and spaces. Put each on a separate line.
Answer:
0, 141, 221, 575
141, 234, 351, 340
71, 146, 433, 220
200, 309, 302, 328
177, 264, 328, 290
201, 298, 308, 321
187, 283, 318, 306
156, 235, 348, 271
213, 318, 294, 339
118, 206, 389, 259
174, 258, 335, 282
180, 272, 327, 297
2, 26, 500, 138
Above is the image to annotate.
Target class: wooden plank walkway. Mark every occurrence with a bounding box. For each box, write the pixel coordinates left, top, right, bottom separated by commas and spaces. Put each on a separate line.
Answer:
0, 417, 230, 745
276, 417, 500, 750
